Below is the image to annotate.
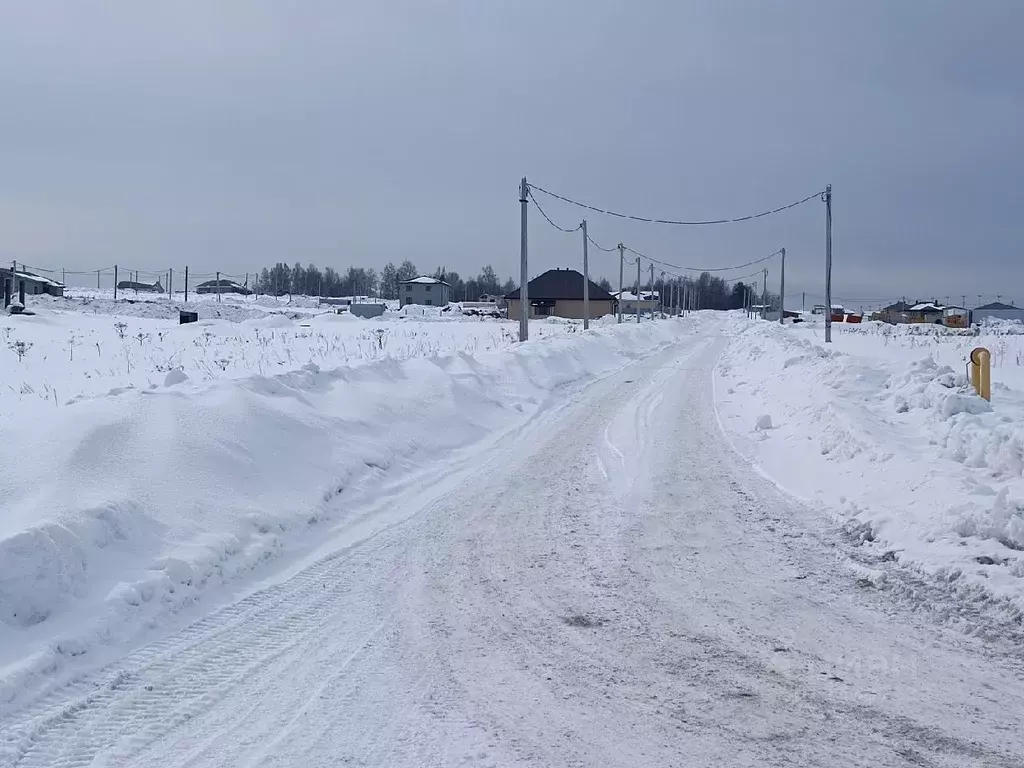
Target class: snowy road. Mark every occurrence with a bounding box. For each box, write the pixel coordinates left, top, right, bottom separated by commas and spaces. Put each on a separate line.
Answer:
4, 325, 1024, 767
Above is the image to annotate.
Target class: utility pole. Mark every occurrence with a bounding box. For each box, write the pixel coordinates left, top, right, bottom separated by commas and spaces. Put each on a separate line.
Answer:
824, 184, 833, 343
62, 268, 66, 287
114, 265, 118, 300
581, 219, 590, 331
802, 291, 806, 312
617, 243, 624, 324
97, 269, 100, 290
185, 266, 189, 302
649, 263, 655, 320
169, 268, 173, 299
779, 247, 786, 324
962, 294, 966, 308
761, 268, 768, 320
519, 177, 529, 342
636, 257, 641, 324
216, 271, 221, 302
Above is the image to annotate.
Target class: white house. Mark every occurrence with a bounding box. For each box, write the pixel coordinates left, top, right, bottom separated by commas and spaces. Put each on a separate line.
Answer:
613, 290, 659, 316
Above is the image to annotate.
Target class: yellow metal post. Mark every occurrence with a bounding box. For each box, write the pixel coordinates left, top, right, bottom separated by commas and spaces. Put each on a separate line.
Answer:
970, 347, 991, 401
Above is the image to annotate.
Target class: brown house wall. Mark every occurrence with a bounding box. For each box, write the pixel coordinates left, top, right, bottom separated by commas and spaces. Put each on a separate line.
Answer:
507, 299, 616, 321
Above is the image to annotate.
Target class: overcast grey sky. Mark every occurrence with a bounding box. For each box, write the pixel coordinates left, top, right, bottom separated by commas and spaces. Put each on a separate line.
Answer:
1, 1, 1021, 307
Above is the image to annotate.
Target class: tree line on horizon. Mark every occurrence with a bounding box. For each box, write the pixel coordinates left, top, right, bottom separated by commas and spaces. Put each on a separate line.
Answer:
254, 261, 777, 310
256, 261, 518, 301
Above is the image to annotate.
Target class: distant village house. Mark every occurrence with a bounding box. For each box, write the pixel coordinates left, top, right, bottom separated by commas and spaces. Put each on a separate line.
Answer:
399, 276, 450, 307
613, 290, 659, 316
505, 268, 616, 321
195, 278, 250, 295
972, 301, 1024, 324
117, 280, 163, 293
0, 267, 65, 297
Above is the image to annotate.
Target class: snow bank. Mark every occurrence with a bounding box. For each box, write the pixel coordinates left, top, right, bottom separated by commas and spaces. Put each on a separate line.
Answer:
0, 319, 682, 704
715, 314, 1024, 617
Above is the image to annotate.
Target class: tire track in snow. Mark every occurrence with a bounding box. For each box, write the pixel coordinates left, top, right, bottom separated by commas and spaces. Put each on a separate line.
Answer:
2, 544, 388, 768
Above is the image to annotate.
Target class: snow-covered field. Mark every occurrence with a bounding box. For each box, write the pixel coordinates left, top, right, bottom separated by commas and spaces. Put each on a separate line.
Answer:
0, 293, 536, 418
716, 314, 1024, 621
0, 293, 673, 708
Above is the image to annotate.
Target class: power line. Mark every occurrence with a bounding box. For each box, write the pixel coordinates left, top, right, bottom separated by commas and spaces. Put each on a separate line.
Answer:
529, 183, 825, 226
527, 188, 581, 234
586, 233, 617, 253
624, 246, 782, 274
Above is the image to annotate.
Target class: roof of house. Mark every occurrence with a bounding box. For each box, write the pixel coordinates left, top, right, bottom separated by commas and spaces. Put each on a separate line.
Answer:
117, 280, 162, 290
399, 276, 450, 286
976, 301, 1018, 311
505, 269, 616, 302
882, 301, 912, 312
613, 290, 658, 302
0, 268, 65, 288
197, 278, 244, 288
910, 302, 944, 312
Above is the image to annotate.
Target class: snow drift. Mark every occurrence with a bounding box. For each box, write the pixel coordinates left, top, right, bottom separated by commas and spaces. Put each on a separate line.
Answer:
0, 319, 682, 704
715, 314, 1024, 618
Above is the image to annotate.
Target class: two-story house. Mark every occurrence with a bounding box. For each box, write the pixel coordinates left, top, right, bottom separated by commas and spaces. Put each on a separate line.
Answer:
399, 276, 451, 307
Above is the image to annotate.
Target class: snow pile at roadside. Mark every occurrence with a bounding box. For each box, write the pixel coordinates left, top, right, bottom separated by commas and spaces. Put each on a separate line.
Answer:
715, 314, 1024, 615
0, 319, 682, 704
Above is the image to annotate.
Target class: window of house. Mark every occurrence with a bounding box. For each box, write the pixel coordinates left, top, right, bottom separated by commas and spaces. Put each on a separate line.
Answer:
425, 299, 432, 305
405, 284, 412, 292
425, 285, 432, 292
535, 305, 551, 316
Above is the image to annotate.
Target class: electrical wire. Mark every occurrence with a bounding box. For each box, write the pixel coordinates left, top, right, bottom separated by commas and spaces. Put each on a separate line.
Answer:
586, 233, 618, 253
529, 183, 825, 226
624, 246, 782, 274
527, 188, 581, 233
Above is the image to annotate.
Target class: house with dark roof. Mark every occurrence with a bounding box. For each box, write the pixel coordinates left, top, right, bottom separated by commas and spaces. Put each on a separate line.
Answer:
117, 280, 164, 293
973, 301, 1024, 324
878, 300, 913, 324
505, 268, 617, 321
195, 278, 249, 295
